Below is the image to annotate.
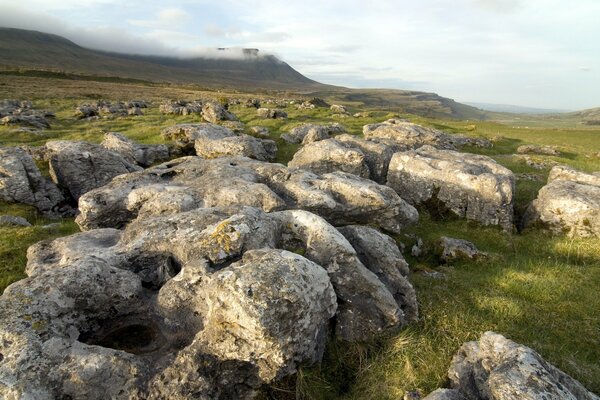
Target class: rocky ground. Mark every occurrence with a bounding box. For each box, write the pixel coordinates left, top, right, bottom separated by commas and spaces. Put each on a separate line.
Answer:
0, 77, 599, 399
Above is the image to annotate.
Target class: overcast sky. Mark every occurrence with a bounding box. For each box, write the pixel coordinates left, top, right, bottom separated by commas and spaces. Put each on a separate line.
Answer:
1, 0, 598, 110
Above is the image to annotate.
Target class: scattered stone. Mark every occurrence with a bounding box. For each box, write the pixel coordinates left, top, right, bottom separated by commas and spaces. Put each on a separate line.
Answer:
161, 123, 236, 153
221, 120, 246, 133
159, 100, 202, 115
46, 140, 141, 201
434, 236, 486, 263
249, 126, 270, 137
0, 100, 52, 129
387, 145, 515, 230
76, 100, 145, 119
0, 147, 65, 213
76, 156, 418, 234
288, 139, 370, 178
424, 331, 600, 400
0, 215, 32, 227
515, 154, 559, 170
411, 238, 424, 257
517, 144, 561, 156
330, 104, 348, 114
101, 132, 170, 168
244, 98, 261, 108
202, 101, 238, 123
523, 166, 600, 237
353, 111, 372, 118
281, 123, 345, 144
195, 134, 277, 161
257, 108, 288, 119
335, 134, 401, 183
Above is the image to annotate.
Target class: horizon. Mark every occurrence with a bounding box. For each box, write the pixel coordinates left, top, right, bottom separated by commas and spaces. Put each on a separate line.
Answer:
0, 0, 598, 110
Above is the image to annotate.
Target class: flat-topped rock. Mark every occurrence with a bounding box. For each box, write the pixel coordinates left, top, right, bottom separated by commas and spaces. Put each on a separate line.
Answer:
159, 100, 202, 115
523, 166, 600, 237
194, 134, 277, 161
281, 123, 345, 144
387, 145, 515, 230
288, 139, 370, 178
257, 108, 288, 119
424, 331, 600, 400
76, 156, 418, 234
517, 144, 561, 156
102, 132, 170, 168
161, 123, 236, 153
202, 101, 238, 123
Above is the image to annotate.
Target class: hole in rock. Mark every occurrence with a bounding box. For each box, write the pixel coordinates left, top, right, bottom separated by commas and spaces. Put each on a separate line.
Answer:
80, 320, 167, 355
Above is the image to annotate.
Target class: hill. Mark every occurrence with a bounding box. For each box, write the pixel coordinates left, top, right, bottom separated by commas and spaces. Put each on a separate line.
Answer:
0, 27, 487, 119
464, 102, 571, 114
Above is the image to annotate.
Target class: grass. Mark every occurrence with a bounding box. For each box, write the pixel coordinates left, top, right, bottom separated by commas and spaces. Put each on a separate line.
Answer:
1, 75, 599, 398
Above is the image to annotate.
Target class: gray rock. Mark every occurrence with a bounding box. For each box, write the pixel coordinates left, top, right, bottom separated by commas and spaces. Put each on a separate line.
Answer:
221, 120, 246, 133
249, 126, 270, 137
256, 108, 288, 119
338, 225, 418, 322
159, 100, 202, 115
194, 134, 277, 161
76, 156, 419, 234
387, 146, 515, 230
523, 166, 600, 237
288, 139, 371, 178
281, 123, 345, 144
330, 104, 348, 114
517, 144, 561, 156
422, 389, 463, 400
46, 141, 142, 200
411, 238, 424, 257
0, 147, 65, 213
202, 102, 238, 123
335, 134, 400, 183
0, 215, 32, 227
435, 236, 486, 263
102, 132, 170, 168
426, 331, 600, 400
161, 123, 236, 154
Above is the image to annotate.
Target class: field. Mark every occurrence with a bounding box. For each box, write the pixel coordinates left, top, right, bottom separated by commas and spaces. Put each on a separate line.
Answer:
1, 75, 599, 399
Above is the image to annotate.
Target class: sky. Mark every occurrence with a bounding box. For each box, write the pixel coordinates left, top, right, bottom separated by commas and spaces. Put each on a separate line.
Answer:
0, 0, 598, 110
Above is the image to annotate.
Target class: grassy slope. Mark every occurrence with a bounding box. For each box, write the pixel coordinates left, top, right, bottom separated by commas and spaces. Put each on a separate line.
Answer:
0, 76, 599, 398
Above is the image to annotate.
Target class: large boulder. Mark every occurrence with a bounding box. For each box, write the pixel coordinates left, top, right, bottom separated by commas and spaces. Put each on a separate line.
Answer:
202, 101, 238, 123
288, 139, 370, 178
161, 123, 235, 154
281, 123, 345, 144
195, 134, 277, 161
522, 166, 600, 237
0, 147, 65, 213
101, 132, 170, 167
76, 156, 418, 234
424, 331, 599, 400
335, 134, 400, 183
46, 141, 142, 201
387, 145, 515, 230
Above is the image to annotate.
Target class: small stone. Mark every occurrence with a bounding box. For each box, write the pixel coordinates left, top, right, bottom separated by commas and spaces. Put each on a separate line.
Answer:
0, 215, 31, 227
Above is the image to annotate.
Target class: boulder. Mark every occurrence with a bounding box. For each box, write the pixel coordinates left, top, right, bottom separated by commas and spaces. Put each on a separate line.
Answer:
281, 123, 345, 144
517, 144, 561, 156
434, 236, 486, 263
245, 98, 261, 108
387, 145, 515, 230
161, 123, 236, 153
101, 132, 170, 167
159, 100, 202, 115
522, 166, 600, 237
46, 141, 141, 201
0, 215, 32, 227
288, 139, 370, 178
330, 104, 348, 114
194, 134, 277, 161
76, 156, 418, 234
257, 108, 288, 119
0, 147, 65, 213
335, 134, 400, 183
424, 331, 600, 400
249, 126, 270, 137
202, 101, 238, 123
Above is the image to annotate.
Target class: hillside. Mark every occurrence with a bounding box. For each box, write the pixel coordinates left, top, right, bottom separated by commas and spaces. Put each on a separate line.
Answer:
0, 27, 488, 119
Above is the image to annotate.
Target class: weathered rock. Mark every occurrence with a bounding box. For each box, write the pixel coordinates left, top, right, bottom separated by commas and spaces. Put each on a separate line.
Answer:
387, 146, 515, 230
281, 123, 345, 144
202, 101, 238, 123
0, 147, 65, 213
522, 166, 600, 237
46, 141, 141, 200
76, 101, 144, 118
256, 108, 288, 119
195, 134, 277, 161
245, 98, 261, 108
422, 389, 463, 400
425, 331, 600, 400
338, 225, 418, 322
517, 144, 561, 156
288, 139, 370, 178
434, 236, 486, 263
161, 123, 236, 153
102, 132, 170, 167
76, 156, 418, 234
159, 100, 202, 115
330, 104, 348, 114
249, 126, 270, 137
221, 120, 246, 133
0, 215, 32, 227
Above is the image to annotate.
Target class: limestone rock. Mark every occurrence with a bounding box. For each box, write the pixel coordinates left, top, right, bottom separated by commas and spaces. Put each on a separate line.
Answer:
76, 156, 418, 234
195, 134, 277, 161
202, 102, 238, 123
102, 132, 170, 167
281, 123, 345, 144
435, 236, 486, 263
523, 166, 600, 237
423, 389, 463, 400
46, 141, 141, 201
161, 123, 236, 153
0, 215, 32, 227
387, 146, 515, 230
257, 108, 288, 119
330, 104, 348, 114
0, 147, 65, 213
159, 100, 202, 115
288, 139, 370, 178
249, 126, 270, 137
425, 331, 600, 400
517, 144, 561, 156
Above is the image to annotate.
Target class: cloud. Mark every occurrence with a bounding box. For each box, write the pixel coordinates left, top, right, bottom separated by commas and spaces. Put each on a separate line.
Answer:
128, 7, 190, 29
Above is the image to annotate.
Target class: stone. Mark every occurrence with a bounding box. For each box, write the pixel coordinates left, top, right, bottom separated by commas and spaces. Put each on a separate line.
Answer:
411, 238, 424, 257
424, 331, 600, 400
194, 134, 277, 161
0, 215, 32, 227
0, 147, 65, 213
387, 145, 515, 230
76, 156, 418, 234
249, 126, 270, 137
202, 102, 238, 123
330, 104, 348, 114
220, 120, 246, 133
159, 100, 202, 115
434, 236, 486, 263
517, 144, 561, 156
161, 123, 236, 154
281, 123, 345, 144
245, 98, 261, 108
101, 132, 170, 168
45, 141, 142, 201
522, 166, 600, 237
338, 225, 418, 322
288, 139, 370, 178
256, 108, 288, 119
